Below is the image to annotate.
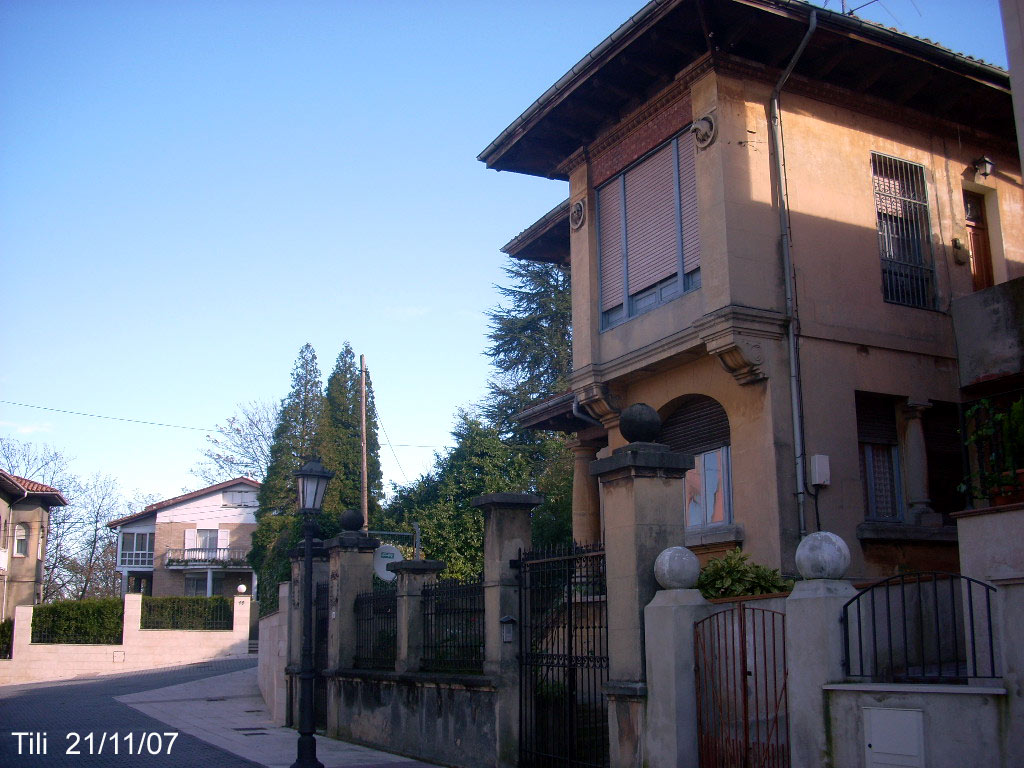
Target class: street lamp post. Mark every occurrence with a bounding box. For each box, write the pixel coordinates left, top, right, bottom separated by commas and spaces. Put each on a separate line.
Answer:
291, 457, 334, 768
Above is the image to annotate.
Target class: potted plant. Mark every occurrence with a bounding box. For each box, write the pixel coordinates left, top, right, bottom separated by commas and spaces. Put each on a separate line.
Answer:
961, 396, 1024, 505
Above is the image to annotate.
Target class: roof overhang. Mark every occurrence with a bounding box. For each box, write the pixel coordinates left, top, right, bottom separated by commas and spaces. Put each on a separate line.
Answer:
517, 391, 596, 433
501, 199, 571, 265
479, 0, 1012, 180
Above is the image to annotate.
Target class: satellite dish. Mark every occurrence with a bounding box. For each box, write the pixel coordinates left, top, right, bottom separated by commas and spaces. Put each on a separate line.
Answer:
373, 544, 403, 582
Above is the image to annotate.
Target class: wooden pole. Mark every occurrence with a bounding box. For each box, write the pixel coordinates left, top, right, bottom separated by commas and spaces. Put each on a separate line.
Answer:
360, 354, 368, 532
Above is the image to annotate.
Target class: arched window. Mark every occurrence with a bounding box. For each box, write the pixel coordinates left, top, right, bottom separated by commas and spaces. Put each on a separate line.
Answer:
14, 523, 29, 557
659, 396, 732, 528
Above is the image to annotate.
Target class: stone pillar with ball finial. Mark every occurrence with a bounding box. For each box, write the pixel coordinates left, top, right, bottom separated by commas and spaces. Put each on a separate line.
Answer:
589, 403, 694, 768
323, 509, 380, 673
785, 531, 856, 768
644, 545, 712, 767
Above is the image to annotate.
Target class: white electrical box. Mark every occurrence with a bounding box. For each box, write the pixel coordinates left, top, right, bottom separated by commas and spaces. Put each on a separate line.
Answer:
863, 707, 924, 767
810, 454, 831, 486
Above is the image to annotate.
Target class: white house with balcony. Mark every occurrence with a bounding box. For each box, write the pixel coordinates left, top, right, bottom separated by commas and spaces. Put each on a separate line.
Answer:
108, 477, 260, 599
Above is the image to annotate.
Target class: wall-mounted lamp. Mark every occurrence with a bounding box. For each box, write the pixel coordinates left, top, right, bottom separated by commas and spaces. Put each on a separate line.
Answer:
973, 156, 995, 178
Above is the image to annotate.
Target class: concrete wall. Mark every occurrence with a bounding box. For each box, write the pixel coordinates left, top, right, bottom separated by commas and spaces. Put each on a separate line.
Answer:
258, 583, 289, 726
0, 593, 250, 685
951, 277, 1024, 387
328, 671, 498, 768
824, 684, 1010, 768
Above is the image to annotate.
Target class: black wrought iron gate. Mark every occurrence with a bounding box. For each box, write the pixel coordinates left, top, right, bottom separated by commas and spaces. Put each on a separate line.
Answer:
518, 543, 609, 768
314, 581, 328, 730
694, 604, 789, 768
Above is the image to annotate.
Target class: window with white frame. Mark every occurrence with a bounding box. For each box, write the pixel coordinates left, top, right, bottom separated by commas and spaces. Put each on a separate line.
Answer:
871, 153, 935, 309
597, 128, 701, 328
120, 532, 154, 566
658, 396, 732, 528
14, 523, 28, 556
856, 392, 905, 521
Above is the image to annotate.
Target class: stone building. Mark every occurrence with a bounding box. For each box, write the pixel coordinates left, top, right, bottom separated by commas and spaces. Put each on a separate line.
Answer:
480, 0, 1024, 579
107, 477, 259, 598
0, 470, 67, 617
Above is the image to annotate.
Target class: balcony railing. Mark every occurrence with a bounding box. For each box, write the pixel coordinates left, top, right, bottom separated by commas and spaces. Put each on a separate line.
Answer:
120, 551, 154, 567
163, 548, 251, 568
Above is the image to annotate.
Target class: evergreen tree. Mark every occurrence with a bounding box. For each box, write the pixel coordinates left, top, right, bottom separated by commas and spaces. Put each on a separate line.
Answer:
250, 343, 325, 612
316, 343, 383, 535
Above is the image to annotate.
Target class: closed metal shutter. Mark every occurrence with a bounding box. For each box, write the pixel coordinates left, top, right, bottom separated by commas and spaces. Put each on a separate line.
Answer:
625, 143, 678, 293
598, 178, 624, 311
659, 396, 730, 455
679, 130, 700, 274
855, 392, 898, 445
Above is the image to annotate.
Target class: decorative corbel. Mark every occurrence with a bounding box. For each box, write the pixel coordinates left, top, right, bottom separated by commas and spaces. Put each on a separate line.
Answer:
695, 306, 785, 385
576, 382, 621, 428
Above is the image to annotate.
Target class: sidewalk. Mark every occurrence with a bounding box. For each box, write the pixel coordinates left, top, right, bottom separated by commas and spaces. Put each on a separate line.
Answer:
117, 666, 441, 768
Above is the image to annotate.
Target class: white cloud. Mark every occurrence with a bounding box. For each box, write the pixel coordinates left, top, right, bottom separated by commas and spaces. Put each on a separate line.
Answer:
0, 421, 53, 435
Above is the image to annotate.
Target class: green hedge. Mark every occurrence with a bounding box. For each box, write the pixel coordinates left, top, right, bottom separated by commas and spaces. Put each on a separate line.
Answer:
0, 617, 12, 658
140, 596, 233, 630
31, 598, 124, 644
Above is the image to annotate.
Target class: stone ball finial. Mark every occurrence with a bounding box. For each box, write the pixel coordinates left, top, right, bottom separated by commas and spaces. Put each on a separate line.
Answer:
795, 531, 850, 580
340, 509, 364, 532
654, 546, 701, 589
620, 403, 662, 443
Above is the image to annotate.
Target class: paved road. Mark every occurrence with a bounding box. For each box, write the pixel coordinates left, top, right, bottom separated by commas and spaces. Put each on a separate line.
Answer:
0, 658, 262, 767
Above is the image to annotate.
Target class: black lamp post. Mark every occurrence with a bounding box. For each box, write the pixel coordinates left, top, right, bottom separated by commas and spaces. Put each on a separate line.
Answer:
291, 457, 333, 768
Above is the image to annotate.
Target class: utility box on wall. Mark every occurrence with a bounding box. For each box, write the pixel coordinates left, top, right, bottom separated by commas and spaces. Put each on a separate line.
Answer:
863, 707, 924, 767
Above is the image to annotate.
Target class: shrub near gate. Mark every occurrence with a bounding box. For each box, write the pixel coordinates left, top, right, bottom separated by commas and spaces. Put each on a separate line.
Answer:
697, 548, 793, 600
30, 598, 124, 644
0, 617, 13, 658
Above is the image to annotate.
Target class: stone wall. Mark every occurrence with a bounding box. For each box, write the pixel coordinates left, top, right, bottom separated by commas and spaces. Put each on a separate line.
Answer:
0, 593, 250, 685
257, 583, 290, 726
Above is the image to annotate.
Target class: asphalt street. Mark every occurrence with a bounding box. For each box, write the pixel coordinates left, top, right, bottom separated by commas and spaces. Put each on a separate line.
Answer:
0, 658, 262, 767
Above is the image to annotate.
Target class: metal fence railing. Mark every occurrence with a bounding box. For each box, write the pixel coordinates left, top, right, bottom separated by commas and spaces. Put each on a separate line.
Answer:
354, 581, 397, 670
421, 574, 484, 674
961, 390, 1024, 504
163, 548, 250, 566
140, 596, 234, 630
842, 572, 998, 683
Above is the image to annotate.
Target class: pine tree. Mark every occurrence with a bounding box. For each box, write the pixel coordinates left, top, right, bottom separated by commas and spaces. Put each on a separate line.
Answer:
250, 343, 325, 612
316, 343, 383, 536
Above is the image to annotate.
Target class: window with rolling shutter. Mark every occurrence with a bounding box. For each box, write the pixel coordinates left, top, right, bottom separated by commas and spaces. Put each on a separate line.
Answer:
597, 128, 701, 329
659, 396, 731, 527
856, 392, 904, 521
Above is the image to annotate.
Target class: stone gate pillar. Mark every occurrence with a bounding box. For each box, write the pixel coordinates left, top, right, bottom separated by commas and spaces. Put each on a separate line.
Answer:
390, 559, 445, 673
590, 404, 692, 768
473, 492, 540, 768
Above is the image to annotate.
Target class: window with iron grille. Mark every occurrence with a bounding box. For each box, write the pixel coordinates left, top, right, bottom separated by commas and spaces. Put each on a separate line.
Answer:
597, 128, 701, 329
871, 153, 936, 309
856, 392, 904, 521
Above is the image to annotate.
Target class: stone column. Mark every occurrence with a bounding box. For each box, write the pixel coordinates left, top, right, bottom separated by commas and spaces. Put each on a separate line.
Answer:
570, 441, 602, 544
590, 404, 693, 768
901, 400, 936, 524
786, 532, 856, 768
389, 559, 444, 673
644, 547, 711, 767
324, 530, 378, 671
472, 492, 540, 768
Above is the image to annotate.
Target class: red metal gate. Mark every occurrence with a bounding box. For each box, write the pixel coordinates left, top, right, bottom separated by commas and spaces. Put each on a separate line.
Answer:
694, 604, 789, 768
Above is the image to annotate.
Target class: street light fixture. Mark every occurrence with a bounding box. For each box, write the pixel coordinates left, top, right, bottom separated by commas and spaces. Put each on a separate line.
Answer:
291, 457, 334, 768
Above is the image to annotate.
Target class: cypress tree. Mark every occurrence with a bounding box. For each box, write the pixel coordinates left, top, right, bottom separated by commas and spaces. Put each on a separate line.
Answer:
250, 343, 325, 612
316, 343, 384, 536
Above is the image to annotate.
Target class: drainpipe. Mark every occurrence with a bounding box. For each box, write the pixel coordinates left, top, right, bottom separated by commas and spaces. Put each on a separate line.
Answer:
572, 395, 606, 429
769, 10, 817, 538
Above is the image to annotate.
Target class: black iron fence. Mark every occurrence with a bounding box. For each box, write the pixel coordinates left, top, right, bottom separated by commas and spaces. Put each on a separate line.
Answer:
519, 542, 609, 768
140, 596, 234, 630
843, 572, 998, 683
421, 574, 484, 674
961, 390, 1024, 503
354, 581, 397, 670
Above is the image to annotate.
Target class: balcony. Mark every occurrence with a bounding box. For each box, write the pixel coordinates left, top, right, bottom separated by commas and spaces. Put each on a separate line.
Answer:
951, 276, 1024, 390
163, 548, 252, 569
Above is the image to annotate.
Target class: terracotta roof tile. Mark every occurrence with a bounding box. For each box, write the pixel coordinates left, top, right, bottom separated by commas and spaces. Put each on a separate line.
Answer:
107, 476, 261, 529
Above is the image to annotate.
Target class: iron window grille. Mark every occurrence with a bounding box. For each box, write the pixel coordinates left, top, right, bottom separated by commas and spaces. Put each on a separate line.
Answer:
871, 153, 936, 309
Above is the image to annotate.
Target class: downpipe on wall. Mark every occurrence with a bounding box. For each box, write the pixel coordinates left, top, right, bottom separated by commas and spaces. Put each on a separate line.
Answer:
769, 10, 817, 539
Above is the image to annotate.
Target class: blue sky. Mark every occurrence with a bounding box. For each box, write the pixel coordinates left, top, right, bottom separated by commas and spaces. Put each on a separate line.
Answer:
0, 0, 1009, 502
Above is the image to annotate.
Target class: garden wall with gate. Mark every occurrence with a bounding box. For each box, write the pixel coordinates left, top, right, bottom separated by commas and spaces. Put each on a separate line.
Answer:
0, 593, 251, 685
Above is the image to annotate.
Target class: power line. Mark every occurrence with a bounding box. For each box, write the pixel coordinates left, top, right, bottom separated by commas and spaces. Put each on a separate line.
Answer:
0, 400, 215, 432
378, 417, 410, 484
0, 399, 443, 449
